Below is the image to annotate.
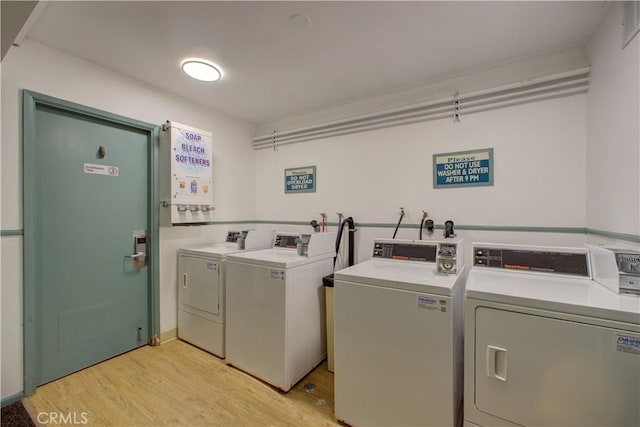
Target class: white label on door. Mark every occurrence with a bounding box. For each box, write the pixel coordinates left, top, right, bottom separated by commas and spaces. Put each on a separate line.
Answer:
417, 296, 447, 312
616, 335, 640, 356
206, 262, 216, 270
84, 163, 119, 176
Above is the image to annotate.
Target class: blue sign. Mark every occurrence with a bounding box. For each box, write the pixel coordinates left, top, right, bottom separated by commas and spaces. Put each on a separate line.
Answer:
433, 148, 494, 188
285, 166, 316, 193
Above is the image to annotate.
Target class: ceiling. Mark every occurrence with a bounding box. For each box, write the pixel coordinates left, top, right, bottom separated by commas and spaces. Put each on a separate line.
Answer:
23, 1, 608, 125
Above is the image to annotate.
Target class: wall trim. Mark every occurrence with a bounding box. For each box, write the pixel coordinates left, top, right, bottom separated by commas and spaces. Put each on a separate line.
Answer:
17, 224, 638, 240
587, 228, 640, 243
1, 229, 24, 236
1, 392, 25, 408
254, 220, 640, 243
455, 225, 586, 234
255, 220, 587, 233
168, 220, 256, 227
255, 220, 319, 226
208, 220, 257, 225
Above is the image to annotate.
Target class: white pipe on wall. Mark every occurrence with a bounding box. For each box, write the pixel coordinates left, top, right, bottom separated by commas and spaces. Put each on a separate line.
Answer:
253, 67, 590, 149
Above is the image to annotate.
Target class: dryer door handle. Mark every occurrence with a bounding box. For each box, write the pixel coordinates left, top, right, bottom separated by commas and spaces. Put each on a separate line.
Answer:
487, 345, 508, 382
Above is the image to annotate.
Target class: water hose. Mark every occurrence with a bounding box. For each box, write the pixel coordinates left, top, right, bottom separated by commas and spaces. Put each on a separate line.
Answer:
392, 208, 405, 239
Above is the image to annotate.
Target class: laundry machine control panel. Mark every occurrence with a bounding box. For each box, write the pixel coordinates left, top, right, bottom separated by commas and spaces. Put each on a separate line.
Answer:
274, 234, 300, 249
614, 251, 640, 294
473, 245, 590, 277
372, 240, 437, 262
226, 231, 242, 243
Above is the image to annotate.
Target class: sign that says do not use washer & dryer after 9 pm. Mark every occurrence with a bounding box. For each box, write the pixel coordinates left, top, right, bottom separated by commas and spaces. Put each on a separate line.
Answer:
285, 166, 316, 193
433, 148, 494, 188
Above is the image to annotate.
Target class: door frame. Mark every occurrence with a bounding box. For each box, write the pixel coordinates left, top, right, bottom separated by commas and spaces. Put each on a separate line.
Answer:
22, 90, 161, 396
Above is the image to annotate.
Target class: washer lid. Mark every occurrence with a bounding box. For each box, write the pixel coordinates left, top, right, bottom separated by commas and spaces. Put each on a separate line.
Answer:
226, 248, 333, 269
334, 259, 463, 296
178, 242, 239, 259
466, 268, 640, 325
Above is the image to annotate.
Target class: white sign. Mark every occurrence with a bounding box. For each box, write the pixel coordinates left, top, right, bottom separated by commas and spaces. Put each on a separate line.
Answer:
84, 163, 119, 176
170, 124, 213, 204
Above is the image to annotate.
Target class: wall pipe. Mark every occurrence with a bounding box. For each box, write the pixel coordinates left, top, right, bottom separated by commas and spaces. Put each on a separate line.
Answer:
253, 68, 590, 149
253, 85, 588, 149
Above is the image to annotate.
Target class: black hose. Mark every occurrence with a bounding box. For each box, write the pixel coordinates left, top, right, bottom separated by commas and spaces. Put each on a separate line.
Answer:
346, 217, 355, 267
419, 212, 428, 240
392, 211, 404, 239
334, 216, 355, 268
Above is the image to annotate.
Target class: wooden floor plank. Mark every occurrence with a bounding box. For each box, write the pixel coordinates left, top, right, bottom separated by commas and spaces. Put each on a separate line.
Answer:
27, 340, 339, 426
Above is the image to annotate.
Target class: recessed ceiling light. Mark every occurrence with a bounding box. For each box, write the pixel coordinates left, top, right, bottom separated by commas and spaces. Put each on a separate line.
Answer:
289, 13, 311, 30
181, 58, 223, 82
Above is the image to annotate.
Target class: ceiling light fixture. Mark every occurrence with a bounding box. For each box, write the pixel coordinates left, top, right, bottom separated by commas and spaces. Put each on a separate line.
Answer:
181, 58, 223, 82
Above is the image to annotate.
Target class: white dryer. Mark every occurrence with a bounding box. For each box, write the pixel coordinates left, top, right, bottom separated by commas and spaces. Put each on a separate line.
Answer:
177, 229, 275, 357
464, 243, 640, 427
225, 232, 336, 391
334, 238, 465, 427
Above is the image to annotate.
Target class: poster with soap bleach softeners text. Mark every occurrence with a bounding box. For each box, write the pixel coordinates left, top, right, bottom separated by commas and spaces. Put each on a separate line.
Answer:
171, 125, 213, 204
433, 148, 493, 188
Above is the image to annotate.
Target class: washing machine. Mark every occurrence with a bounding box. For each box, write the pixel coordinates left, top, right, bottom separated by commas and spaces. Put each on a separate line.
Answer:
333, 238, 466, 427
177, 229, 275, 357
464, 243, 640, 427
225, 231, 336, 391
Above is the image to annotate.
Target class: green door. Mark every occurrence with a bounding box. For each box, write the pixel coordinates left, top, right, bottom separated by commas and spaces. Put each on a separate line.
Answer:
29, 101, 151, 385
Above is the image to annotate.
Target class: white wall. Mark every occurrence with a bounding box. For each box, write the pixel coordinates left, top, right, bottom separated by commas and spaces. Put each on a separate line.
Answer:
0, 39, 256, 399
255, 93, 589, 262
586, 2, 640, 239
256, 47, 590, 136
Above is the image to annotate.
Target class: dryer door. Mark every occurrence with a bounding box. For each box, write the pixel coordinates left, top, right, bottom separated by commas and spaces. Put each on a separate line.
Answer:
475, 307, 640, 426
178, 255, 220, 316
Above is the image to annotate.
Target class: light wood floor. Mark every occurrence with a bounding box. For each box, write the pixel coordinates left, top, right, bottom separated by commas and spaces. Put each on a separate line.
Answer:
26, 340, 340, 426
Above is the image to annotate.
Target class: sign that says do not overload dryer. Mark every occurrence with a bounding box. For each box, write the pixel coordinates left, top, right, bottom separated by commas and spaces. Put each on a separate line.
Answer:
285, 166, 316, 193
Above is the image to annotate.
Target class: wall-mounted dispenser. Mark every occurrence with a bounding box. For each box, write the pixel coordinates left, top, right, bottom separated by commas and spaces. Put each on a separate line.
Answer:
160, 121, 214, 226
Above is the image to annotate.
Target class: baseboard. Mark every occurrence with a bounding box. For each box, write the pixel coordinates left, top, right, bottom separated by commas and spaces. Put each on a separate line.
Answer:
160, 328, 178, 344
1, 392, 24, 407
